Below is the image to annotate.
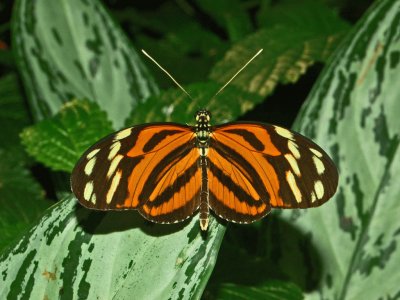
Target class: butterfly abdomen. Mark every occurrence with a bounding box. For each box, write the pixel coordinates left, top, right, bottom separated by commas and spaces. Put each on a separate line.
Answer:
199, 156, 210, 230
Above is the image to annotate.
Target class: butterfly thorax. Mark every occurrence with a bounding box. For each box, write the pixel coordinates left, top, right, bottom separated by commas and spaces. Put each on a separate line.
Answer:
195, 110, 211, 155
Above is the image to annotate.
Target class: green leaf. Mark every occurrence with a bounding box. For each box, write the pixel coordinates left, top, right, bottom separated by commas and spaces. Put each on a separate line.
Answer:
0, 73, 52, 253
211, 281, 303, 300
193, 0, 253, 41
0, 195, 225, 299
21, 99, 113, 173
267, 0, 400, 298
12, 0, 158, 128
210, 1, 349, 97
124, 81, 262, 126
138, 26, 226, 89
0, 74, 30, 152
0, 49, 14, 67
114, 3, 226, 88
0, 150, 51, 253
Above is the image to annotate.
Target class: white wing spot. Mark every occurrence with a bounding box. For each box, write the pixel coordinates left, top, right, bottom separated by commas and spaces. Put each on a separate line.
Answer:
84, 157, 96, 176
107, 170, 122, 204
312, 155, 325, 175
314, 180, 324, 199
107, 154, 124, 179
84, 181, 94, 201
288, 140, 301, 159
285, 154, 301, 177
108, 141, 121, 160
86, 149, 100, 160
115, 128, 132, 140
286, 170, 302, 203
274, 126, 294, 140
310, 148, 323, 158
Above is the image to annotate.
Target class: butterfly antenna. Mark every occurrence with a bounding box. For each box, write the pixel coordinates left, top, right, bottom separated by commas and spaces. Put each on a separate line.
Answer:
213, 49, 263, 97
141, 49, 193, 101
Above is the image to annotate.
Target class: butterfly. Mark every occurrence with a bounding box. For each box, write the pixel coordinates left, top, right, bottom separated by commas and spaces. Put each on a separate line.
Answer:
71, 50, 338, 231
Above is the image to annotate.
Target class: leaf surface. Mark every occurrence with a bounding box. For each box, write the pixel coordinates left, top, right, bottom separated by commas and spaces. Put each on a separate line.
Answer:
210, 1, 349, 97
13, 0, 157, 128
275, 1, 400, 298
21, 99, 113, 172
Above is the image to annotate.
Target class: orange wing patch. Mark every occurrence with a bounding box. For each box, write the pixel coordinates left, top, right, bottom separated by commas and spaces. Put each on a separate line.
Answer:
138, 147, 201, 223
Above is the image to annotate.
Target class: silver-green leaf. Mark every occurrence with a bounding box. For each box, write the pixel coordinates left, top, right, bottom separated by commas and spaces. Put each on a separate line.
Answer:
277, 0, 400, 299
13, 0, 158, 128
0, 196, 225, 299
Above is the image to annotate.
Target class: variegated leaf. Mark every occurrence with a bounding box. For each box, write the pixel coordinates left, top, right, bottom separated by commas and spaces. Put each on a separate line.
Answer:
13, 0, 157, 128
276, 0, 400, 299
0, 197, 225, 299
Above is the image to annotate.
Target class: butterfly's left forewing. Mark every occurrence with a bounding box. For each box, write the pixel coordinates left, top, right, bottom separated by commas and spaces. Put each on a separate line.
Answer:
71, 123, 201, 223
208, 123, 338, 223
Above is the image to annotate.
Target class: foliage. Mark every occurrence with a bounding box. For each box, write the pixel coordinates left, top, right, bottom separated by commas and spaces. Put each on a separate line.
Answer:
21, 99, 113, 172
0, 74, 52, 253
1, 0, 397, 299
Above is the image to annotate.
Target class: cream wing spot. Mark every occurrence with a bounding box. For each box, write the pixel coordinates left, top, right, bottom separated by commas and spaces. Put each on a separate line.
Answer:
310, 148, 323, 158
106, 170, 122, 204
311, 191, 317, 203
86, 149, 100, 160
114, 128, 132, 140
84, 181, 94, 201
108, 141, 121, 160
107, 154, 124, 179
84, 157, 96, 176
288, 140, 301, 159
274, 126, 294, 140
285, 154, 301, 177
314, 180, 324, 199
286, 170, 302, 203
312, 155, 325, 175
91, 193, 97, 204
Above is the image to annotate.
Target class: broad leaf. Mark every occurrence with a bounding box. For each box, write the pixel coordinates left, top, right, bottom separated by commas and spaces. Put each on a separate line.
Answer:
21, 99, 113, 173
273, 0, 400, 298
0, 195, 225, 299
209, 1, 349, 97
12, 0, 158, 128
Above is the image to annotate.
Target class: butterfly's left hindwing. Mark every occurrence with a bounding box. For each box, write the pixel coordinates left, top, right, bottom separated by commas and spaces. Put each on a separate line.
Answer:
208, 123, 338, 223
71, 123, 201, 224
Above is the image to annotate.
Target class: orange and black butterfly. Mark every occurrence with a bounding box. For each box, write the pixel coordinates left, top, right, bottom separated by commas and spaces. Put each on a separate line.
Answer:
71, 50, 338, 231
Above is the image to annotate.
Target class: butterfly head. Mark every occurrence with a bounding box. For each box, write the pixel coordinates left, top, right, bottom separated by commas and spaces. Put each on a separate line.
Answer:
195, 109, 211, 124
195, 110, 211, 143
